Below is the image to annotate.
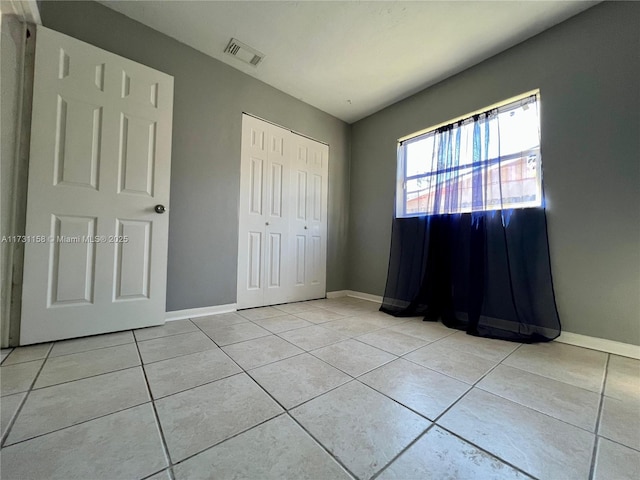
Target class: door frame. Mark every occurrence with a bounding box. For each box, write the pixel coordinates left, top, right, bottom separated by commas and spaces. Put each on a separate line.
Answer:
1, 19, 37, 348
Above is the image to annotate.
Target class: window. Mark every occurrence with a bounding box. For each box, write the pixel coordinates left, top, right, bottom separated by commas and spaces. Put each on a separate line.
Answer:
396, 93, 542, 217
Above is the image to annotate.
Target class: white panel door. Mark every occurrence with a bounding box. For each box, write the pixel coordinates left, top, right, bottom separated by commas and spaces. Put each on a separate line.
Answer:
20, 26, 174, 344
237, 115, 291, 309
290, 135, 329, 302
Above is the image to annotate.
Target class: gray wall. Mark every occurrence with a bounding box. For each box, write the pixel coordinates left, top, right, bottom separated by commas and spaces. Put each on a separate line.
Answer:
349, 2, 640, 344
40, 1, 351, 311
36, 1, 640, 344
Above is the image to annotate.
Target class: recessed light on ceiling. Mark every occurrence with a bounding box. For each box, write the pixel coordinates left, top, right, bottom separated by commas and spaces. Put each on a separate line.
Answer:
224, 38, 265, 67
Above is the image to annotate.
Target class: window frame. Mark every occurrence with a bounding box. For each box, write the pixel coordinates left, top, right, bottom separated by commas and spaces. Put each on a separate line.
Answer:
396, 90, 542, 218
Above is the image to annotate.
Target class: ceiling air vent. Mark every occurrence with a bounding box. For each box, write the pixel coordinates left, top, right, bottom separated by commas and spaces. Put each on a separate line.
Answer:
224, 38, 264, 67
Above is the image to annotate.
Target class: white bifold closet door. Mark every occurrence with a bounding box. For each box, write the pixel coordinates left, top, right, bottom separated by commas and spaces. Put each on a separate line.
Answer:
237, 114, 328, 309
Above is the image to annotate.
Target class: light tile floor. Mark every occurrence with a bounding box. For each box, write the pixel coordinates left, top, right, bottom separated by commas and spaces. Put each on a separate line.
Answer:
0, 296, 638, 480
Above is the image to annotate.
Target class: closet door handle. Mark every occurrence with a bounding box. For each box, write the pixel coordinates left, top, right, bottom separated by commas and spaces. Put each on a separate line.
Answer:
304, 226, 308, 230
265, 222, 270, 226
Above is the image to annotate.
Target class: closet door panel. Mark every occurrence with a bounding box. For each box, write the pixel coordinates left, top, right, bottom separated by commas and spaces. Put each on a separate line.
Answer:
263, 124, 291, 305
237, 116, 269, 308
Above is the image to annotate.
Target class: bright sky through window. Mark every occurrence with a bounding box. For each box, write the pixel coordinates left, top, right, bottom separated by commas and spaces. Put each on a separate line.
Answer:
397, 94, 542, 217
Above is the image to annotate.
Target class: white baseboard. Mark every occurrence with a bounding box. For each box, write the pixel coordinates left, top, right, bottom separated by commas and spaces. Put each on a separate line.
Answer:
326, 290, 349, 298
555, 331, 640, 359
331, 290, 640, 359
166, 295, 639, 359
166, 303, 237, 322
327, 290, 383, 303
346, 291, 384, 303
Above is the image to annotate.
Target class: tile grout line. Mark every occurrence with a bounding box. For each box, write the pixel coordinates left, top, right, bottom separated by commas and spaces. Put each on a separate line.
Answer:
140, 345, 221, 367
207, 309, 543, 479
370, 421, 539, 480
239, 351, 329, 414
253, 369, 353, 413
44, 335, 134, 359
132, 331, 175, 479
588, 353, 610, 480
140, 466, 173, 480
1, 342, 53, 448
435, 424, 541, 480
429, 341, 519, 421
595, 436, 640, 453
309, 319, 534, 480
191, 319, 361, 479
283, 410, 361, 480
256, 341, 459, 480
489, 360, 607, 396
135, 328, 205, 344
272, 327, 351, 351
352, 368, 537, 480
7, 324, 544, 475
167, 321, 361, 479
344, 375, 452, 479
219, 325, 309, 362
240, 349, 308, 372
169, 314, 290, 465
398, 349, 493, 387
3, 307, 624, 480
482, 343, 613, 435
2, 335, 187, 449
1, 350, 53, 367
306, 347, 398, 379
1, 398, 154, 448
27, 362, 142, 391
498, 340, 614, 392
496, 360, 605, 395
472, 342, 608, 434
250, 319, 317, 335
422, 345, 508, 427
471, 382, 602, 436
189, 319, 342, 417
3, 314, 380, 456
0, 348, 155, 446
150, 370, 242, 401
426, 340, 601, 479
368, 424, 436, 480
0, 348, 14, 366
405, 342, 543, 480
168, 412, 289, 472
353, 327, 435, 356
351, 374, 467, 425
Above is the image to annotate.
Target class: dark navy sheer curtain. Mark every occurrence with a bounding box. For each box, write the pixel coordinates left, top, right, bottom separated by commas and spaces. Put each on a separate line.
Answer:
380, 210, 561, 342
382, 97, 561, 342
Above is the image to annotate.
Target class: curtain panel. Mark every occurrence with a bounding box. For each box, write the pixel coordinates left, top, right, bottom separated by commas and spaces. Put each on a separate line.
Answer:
383, 96, 561, 342
380, 210, 561, 342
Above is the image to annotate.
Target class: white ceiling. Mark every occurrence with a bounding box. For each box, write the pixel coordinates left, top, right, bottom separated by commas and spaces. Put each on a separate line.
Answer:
99, 1, 597, 123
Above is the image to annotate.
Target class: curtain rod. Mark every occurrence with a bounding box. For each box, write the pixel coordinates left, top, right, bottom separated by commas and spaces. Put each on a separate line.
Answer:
242, 112, 330, 146
397, 89, 540, 144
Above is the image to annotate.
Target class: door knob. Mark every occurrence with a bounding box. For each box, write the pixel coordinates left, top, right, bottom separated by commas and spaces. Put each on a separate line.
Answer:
304, 226, 308, 230
265, 222, 270, 226
155, 204, 166, 214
